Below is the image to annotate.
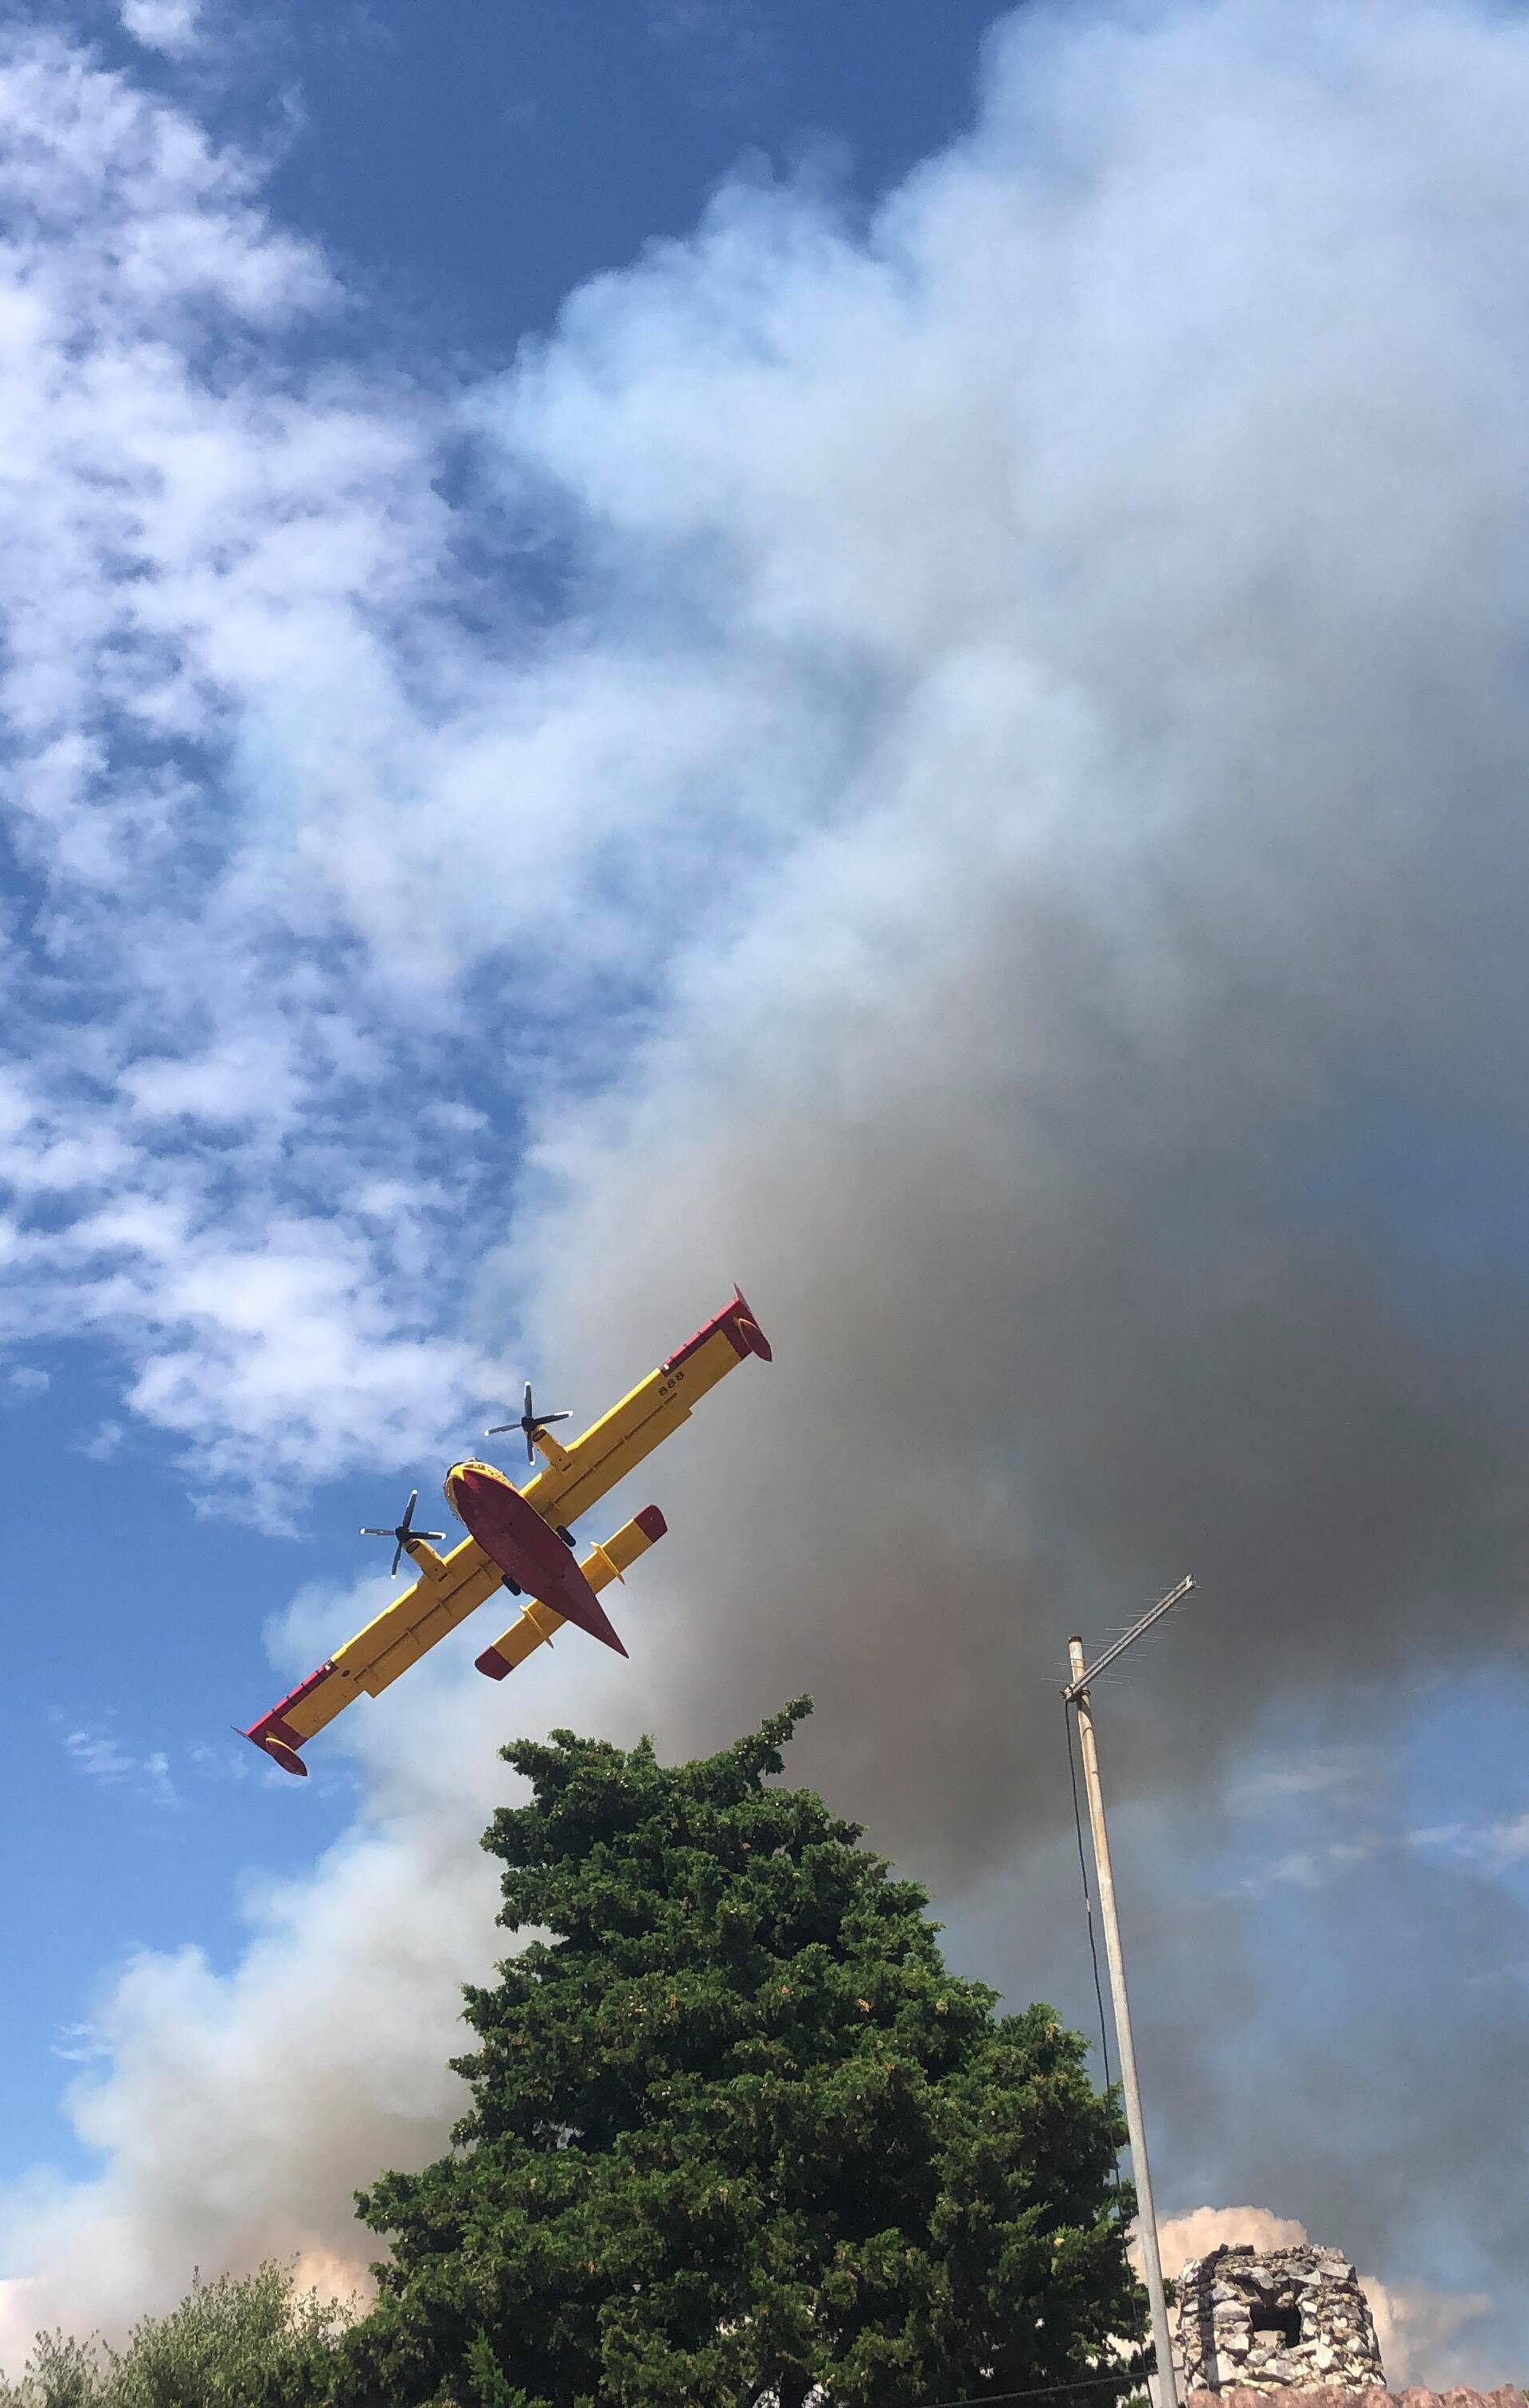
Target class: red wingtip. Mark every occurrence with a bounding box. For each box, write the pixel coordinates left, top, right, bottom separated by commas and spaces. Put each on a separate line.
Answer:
634, 1504, 668, 1542
731, 1285, 772, 1362
475, 1644, 511, 1681
663, 1288, 772, 1372
243, 1668, 334, 1780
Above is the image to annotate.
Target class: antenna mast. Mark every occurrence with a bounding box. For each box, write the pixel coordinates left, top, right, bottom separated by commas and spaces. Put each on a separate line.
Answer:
1064, 1577, 1196, 2408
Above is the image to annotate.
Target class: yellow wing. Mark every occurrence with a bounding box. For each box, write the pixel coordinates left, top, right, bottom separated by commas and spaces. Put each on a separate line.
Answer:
514, 1286, 769, 1528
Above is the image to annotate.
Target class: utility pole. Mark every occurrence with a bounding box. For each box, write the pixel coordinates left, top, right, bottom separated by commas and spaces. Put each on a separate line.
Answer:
1064, 1577, 1195, 2408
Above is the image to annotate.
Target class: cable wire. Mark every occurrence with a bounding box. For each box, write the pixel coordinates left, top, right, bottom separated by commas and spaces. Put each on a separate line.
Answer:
919, 2368, 1150, 2408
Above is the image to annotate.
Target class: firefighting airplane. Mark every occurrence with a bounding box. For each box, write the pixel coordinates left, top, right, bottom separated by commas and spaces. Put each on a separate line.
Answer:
243, 1289, 771, 1777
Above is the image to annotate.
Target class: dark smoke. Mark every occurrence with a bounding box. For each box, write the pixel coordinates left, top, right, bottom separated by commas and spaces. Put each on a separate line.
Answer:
489, 0, 1529, 2363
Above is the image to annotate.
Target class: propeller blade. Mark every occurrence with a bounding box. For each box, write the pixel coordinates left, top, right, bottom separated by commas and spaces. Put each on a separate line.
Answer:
487, 1393, 569, 1448
363, 1490, 444, 1572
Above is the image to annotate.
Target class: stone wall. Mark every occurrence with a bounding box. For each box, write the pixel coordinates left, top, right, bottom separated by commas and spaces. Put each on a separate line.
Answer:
1175, 2244, 1385, 2394
1185, 2392, 1524, 2408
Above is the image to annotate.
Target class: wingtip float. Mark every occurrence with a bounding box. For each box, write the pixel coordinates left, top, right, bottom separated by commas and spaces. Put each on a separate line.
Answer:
243, 1288, 768, 1779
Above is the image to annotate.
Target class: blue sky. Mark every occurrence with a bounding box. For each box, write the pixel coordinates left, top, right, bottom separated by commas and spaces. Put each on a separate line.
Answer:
2, 0, 1529, 2384
0, 0, 1015, 2160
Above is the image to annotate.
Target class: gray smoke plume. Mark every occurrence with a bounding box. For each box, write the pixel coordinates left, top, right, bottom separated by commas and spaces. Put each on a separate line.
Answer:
502, 0, 1529, 1856
481, 0, 1529, 2362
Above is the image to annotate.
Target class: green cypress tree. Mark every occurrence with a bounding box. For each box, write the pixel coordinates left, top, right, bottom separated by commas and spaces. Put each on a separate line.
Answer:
332, 1701, 1144, 2408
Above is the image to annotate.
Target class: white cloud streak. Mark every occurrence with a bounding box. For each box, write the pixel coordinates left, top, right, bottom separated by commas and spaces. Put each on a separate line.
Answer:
118, 0, 202, 57
61, 1726, 177, 1808
0, 27, 498, 1507
1410, 1814, 1529, 1872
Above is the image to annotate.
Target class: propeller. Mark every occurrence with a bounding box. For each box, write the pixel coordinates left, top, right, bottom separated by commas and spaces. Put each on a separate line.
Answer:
487, 1381, 572, 1464
361, 1490, 445, 1576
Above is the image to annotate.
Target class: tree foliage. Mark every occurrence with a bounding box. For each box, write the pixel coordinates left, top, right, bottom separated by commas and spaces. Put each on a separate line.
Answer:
0, 2264, 350, 2408
328, 1699, 1143, 2408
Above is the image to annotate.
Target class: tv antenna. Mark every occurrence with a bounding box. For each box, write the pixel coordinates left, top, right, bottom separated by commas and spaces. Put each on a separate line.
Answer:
1063, 1576, 1196, 2408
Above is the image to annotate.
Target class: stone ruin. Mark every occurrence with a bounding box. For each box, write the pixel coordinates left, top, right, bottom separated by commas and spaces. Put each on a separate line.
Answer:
1175, 2242, 1386, 2395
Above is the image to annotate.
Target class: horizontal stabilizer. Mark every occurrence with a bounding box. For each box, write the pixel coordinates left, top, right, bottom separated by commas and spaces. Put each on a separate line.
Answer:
476, 1505, 667, 1679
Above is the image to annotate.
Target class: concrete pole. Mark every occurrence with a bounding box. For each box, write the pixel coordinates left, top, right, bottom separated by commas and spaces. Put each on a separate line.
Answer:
1068, 1636, 1179, 2408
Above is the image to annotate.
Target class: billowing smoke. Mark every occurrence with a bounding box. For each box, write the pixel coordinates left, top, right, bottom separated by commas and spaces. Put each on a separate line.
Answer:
493, 0, 1529, 2365
6, 0, 1529, 2382
502, 0, 1529, 1859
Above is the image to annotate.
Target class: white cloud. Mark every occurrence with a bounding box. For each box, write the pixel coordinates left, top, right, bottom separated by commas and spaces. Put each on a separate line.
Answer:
1257, 1838, 1384, 1892
419, 1100, 490, 1138
1409, 1813, 1529, 1872
1230, 1753, 1369, 1807
61, 1726, 177, 1808
1232, 1807, 1529, 1898
51, 2025, 110, 2070
2, 1365, 48, 1402
0, 29, 485, 1503
119, 1034, 305, 1130
118, 0, 203, 57
0, 18, 802, 1510
1156, 2204, 1312, 2274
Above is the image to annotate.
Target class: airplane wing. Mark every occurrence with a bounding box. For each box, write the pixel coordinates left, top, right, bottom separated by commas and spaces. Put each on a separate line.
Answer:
244, 1530, 504, 1775
512, 1285, 770, 1530
243, 1288, 769, 1776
